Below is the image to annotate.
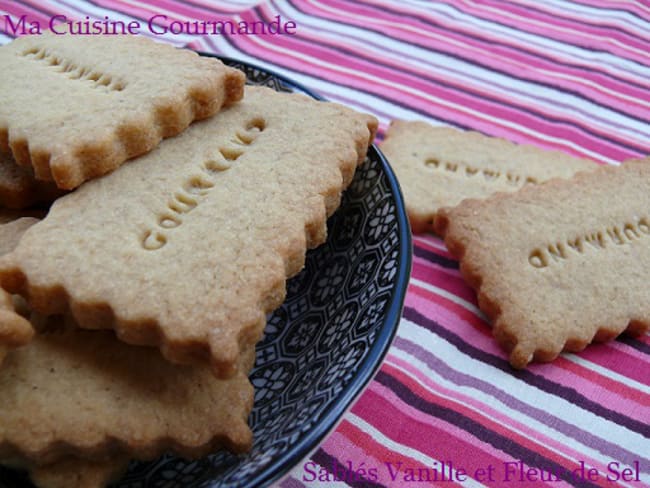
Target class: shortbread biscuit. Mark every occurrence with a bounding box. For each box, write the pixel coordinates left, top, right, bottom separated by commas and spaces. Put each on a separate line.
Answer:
380, 121, 596, 233
0, 208, 46, 224
435, 157, 650, 368
0, 216, 37, 364
0, 216, 40, 256
9, 455, 130, 488
0, 317, 255, 466
0, 290, 32, 365
0, 152, 63, 209
0, 31, 245, 189
0, 86, 377, 377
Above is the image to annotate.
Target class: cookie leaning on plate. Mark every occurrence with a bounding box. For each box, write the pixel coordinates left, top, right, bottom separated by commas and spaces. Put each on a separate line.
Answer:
0, 86, 378, 378
0, 30, 245, 189
380, 121, 596, 233
435, 157, 650, 368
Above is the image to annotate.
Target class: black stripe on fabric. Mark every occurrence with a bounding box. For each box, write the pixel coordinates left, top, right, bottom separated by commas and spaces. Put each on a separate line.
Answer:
493, 0, 650, 43
142, 0, 231, 16
569, 0, 650, 24
215, 28, 475, 131
397, 0, 650, 67
403, 306, 650, 438
413, 245, 459, 270
616, 334, 650, 356
354, 0, 650, 86
10, 0, 155, 35
375, 369, 604, 488
280, 0, 650, 130
262, 1, 649, 155
311, 448, 387, 488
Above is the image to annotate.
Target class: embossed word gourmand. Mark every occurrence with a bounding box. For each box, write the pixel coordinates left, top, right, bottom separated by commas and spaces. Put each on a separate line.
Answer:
436, 157, 650, 369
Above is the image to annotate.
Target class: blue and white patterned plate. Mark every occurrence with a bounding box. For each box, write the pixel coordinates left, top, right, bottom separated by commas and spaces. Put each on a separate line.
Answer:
0, 55, 411, 488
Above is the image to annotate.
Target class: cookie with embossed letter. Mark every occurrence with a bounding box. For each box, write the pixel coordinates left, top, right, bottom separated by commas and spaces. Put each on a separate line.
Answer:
0, 152, 64, 209
0, 29, 245, 189
379, 121, 596, 233
0, 214, 37, 366
435, 157, 650, 368
0, 316, 255, 474
0, 86, 377, 377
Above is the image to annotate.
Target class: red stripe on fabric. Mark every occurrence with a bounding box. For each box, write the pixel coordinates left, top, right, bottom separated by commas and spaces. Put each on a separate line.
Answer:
405, 291, 650, 420
358, 376, 614, 487
574, 342, 650, 387
228, 15, 637, 161
550, 356, 650, 407
297, 0, 650, 120
0, 1, 52, 34
266, 0, 648, 152
349, 386, 526, 487
323, 422, 466, 487
385, 352, 625, 480
442, 0, 650, 66
411, 259, 475, 304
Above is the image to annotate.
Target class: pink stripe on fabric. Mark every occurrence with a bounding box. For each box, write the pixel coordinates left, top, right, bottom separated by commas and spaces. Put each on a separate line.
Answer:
605, 338, 650, 363
445, 0, 650, 66
359, 377, 585, 487
228, 17, 637, 161
321, 425, 465, 487
406, 289, 650, 421
386, 352, 623, 480
1, 2, 52, 32
574, 341, 650, 386
568, 0, 650, 22
260, 2, 645, 144
413, 235, 451, 255
343, 0, 650, 84
265, 2, 648, 157
411, 258, 475, 305
549, 356, 650, 407
298, 0, 650, 119
350, 386, 527, 487
424, 0, 650, 42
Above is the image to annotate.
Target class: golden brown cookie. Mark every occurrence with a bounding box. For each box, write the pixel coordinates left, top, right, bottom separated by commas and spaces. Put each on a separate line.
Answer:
0, 215, 37, 364
380, 121, 596, 233
0, 316, 255, 466
0, 86, 377, 377
0, 289, 33, 366
0, 216, 40, 256
0, 30, 245, 189
8, 455, 130, 488
436, 157, 650, 368
0, 208, 47, 224
0, 152, 64, 209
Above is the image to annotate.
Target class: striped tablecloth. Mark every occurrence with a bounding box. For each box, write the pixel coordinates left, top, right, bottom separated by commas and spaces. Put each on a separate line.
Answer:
2, 1, 649, 487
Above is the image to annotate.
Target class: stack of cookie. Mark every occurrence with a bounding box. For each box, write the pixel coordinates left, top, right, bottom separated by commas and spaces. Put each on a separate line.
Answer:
0, 31, 377, 487
381, 120, 650, 368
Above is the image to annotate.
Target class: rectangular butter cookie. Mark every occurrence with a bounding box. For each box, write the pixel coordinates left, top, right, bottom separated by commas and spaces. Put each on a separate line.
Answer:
380, 121, 596, 233
435, 157, 650, 368
0, 317, 255, 469
0, 30, 245, 189
0, 86, 377, 378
